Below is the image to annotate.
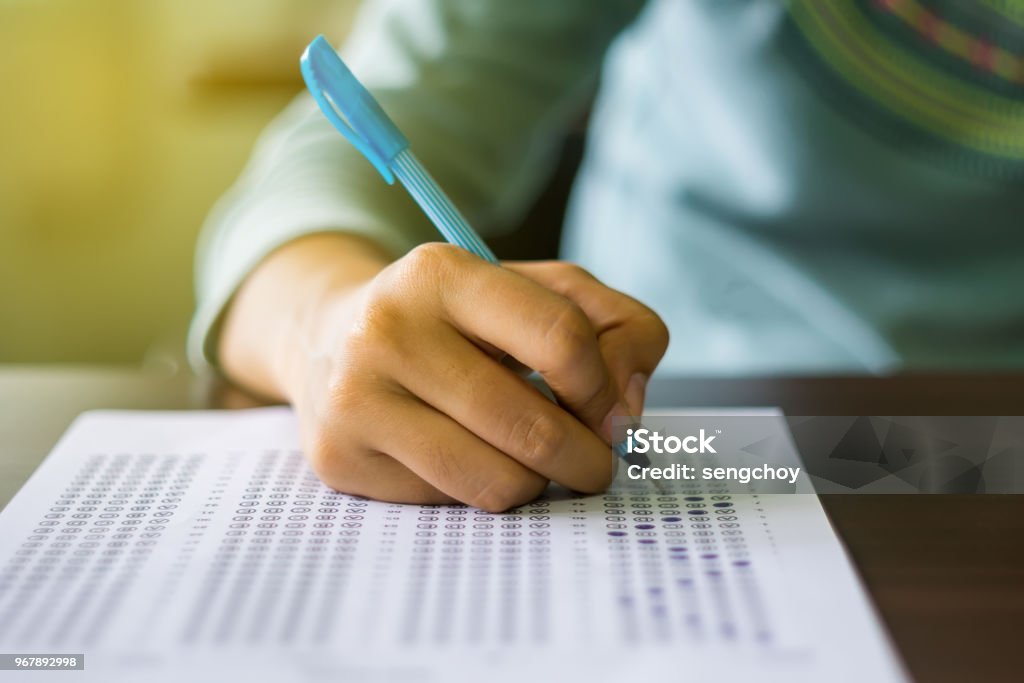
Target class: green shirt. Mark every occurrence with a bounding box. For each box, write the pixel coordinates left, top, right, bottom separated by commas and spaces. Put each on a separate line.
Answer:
191, 0, 1024, 374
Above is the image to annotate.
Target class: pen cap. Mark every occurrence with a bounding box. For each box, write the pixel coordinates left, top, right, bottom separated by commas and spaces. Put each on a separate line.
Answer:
300, 35, 409, 183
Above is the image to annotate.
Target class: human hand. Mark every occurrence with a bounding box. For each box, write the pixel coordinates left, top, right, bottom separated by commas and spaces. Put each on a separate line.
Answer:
222, 236, 668, 511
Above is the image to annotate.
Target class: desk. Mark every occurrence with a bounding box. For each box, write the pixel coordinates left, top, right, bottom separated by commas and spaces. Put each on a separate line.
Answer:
1, 366, 1022, 682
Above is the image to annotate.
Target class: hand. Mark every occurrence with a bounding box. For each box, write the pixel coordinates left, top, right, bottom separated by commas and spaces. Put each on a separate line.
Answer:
219, 235, 668, 511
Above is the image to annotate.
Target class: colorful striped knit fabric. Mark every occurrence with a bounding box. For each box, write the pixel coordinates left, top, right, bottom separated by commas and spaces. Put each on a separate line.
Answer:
783, 0, 1024, 179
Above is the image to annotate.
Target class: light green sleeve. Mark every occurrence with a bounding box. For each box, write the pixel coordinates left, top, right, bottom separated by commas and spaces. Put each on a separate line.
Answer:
188, 0, 643, 370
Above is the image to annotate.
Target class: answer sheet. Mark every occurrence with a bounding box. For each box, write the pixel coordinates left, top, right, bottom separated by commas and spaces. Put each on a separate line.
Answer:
0, 408, 905, 682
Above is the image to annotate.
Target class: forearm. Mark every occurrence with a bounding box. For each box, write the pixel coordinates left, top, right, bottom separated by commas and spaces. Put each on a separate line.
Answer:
218, 233, 391, 402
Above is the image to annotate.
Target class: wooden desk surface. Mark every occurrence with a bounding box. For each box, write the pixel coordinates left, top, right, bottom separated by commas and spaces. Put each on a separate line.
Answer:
1, 366, 1022, 682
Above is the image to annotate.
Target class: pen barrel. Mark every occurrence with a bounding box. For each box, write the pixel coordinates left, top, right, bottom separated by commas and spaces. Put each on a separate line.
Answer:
391, 150, 499, 264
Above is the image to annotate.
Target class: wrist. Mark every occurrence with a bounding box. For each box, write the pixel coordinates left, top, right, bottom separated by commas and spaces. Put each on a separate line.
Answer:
275, 264, 377, 406
219, 232, 391, 402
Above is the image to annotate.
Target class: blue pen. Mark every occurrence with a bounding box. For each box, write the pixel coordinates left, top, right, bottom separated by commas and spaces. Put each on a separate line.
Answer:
299, 35, 649, 470
300, 35, 497, 264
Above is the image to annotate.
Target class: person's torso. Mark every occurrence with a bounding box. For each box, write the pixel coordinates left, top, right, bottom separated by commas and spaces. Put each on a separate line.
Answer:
563, 0, 1024, 374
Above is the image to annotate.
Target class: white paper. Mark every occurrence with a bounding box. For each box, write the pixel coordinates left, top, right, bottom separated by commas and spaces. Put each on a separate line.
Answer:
0, 408, 906, 682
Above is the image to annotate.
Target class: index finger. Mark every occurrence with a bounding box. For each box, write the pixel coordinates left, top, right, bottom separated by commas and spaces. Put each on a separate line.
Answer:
506, 261, 669, 414
425, 246, 624, 439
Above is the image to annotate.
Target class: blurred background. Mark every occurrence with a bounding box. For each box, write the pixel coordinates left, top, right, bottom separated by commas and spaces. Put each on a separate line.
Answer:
0, 0, 360, 365
1, 0, 576, 367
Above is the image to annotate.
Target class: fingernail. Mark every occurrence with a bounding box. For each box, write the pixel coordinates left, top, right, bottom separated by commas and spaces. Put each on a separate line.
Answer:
624, 372, 648, 417
600, 400, 629, 445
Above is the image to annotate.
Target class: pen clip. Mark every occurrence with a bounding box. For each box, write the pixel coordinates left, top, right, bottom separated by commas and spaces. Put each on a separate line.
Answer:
300, 35, 409, 184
